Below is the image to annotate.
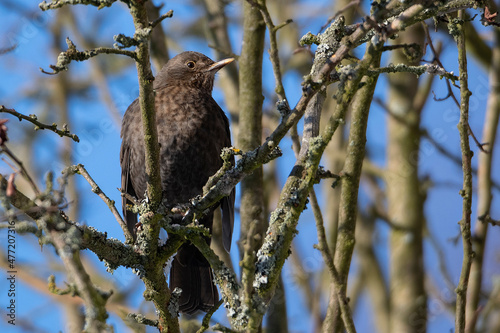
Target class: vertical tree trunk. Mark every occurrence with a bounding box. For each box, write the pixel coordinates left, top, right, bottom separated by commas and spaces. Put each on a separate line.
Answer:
386, 25, 427, 333
202, 0, 240, 135
238, 0, 266, 262
465, 22, 500, 333
237, 2, 267, 331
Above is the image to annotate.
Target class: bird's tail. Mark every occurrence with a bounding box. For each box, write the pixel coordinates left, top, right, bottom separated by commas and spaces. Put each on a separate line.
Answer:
169, 243, 218, 314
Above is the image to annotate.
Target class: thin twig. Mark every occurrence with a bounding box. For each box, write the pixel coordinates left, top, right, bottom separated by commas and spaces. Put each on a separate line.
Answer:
373, 98, 500, 192
65, 10, 123, 127
120, 189, 140, 207
423, 22, 488, 153
47, 228, 112, 331
311, 189, 357, 333
211, 323, 238, 333
0, 106, 79, 142
1, 145, 40, 195
0, 44, 17, 55
63, 164, 134, 244
468, 123, 489, 152
367, 63, 459, 81
149, 9, 174, 29
196, 299, 224, 333
454, 10, 474, 333
248, 0, 290, 104
40, 37, 137, 75
318, 0, 362, 33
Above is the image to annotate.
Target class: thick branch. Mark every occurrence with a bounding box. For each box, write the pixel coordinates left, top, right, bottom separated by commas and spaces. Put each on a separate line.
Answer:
128, 2, 177, 332
0, 174, 142, 270
0, 180, 111, 332
385, 23, 427, 333
189, 233, 241, 318
238, 2, 267, 331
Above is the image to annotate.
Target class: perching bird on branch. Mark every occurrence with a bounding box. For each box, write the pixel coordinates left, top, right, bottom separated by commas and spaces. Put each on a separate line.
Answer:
120, 51, 235, 314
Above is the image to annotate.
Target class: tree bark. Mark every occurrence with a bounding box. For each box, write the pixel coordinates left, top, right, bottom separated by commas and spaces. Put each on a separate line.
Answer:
386, 25, 427, 333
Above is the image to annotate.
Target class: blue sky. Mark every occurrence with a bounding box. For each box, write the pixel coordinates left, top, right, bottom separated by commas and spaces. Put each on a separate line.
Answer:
1, 1, 499, 333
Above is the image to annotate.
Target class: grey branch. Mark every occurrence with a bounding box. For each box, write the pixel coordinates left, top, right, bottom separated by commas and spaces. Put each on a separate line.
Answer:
62, 164, 134, 244
127, 313, 159, 328
39, 0, 118, 11
368, 63, 459, 81
0, 105, 80, 142
114, 10, 173, 49
0, 174, 142, 270
150, 9, 174, 29
41, 37, 137, 75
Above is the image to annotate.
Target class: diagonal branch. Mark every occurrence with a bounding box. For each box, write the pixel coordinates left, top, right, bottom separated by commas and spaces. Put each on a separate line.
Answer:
189, 233, 241, 316
62, 164, 134, 244
0, 105, 79, 142
0, 174, 142, 269
1, 145, 40, 195
0, 178, 112, 332
192, 1, 479, 222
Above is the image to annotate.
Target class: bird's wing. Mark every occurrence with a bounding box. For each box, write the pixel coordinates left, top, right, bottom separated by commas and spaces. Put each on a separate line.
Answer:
221, 189, 235, 252
120, 140, 137, 238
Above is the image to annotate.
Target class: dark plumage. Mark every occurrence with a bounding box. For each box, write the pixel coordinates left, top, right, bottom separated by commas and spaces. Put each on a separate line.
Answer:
120, 51, 235, 314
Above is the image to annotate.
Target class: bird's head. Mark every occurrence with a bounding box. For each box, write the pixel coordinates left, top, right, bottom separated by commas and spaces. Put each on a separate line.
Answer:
155, 51, 234, 91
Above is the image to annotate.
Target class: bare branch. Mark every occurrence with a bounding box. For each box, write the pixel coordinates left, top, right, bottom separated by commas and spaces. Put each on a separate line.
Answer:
249, 0, 290, 103
1, 145, 40, 195
454, 10, 474, 333
189, 233, 240, 318
39, 0, 117, 11
0, 105, 79, 142
40, 37, 137, 75
0, 174, 142, 269
127, 313, 159, 328
196, 299, 224, 333
62, 164, 134, 244
150, 9, 173, 29
368, 63, 459, 81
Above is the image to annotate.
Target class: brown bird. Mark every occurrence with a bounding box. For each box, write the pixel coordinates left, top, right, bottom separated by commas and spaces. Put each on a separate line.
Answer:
120, 51, 235, 314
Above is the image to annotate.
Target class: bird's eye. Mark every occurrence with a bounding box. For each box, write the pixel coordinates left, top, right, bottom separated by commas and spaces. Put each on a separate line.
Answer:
186, 61, 195, 69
